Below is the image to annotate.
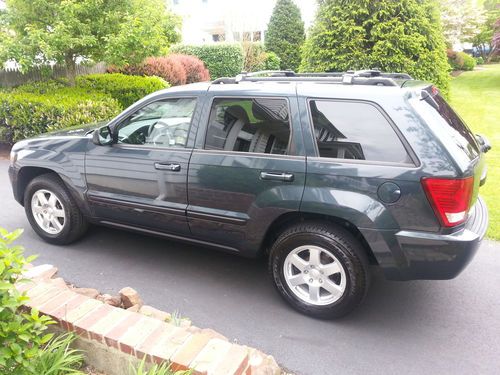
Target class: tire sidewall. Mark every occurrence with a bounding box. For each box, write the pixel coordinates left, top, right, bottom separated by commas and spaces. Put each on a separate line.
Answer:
270, 228, 367, 318
24, 178, 73, 242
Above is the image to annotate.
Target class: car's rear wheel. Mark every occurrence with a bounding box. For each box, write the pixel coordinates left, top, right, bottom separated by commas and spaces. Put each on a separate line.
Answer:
269, 221, 370, 319
24, 174, 88, 245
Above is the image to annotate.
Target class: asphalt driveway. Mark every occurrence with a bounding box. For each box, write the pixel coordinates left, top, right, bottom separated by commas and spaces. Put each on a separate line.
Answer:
1, 159, 499, 374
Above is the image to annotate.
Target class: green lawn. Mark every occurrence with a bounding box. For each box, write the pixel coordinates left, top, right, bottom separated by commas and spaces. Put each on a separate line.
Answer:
449, 64, 500, 240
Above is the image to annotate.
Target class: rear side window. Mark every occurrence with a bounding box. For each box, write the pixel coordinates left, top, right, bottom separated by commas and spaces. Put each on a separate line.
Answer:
309, 100, 412, 164
205, 97, 290, 155
425, 92, 479, 160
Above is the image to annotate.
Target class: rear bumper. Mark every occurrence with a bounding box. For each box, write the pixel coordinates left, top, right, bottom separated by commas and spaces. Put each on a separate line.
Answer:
361, 197, 488, 281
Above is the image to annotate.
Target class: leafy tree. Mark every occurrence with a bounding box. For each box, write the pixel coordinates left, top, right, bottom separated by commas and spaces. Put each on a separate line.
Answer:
104, 0, 181, 67
471, 1, 500, 60
0, 0, 180, 85
264, 0, 305, 71
301, 0, 451, 94
440, 0, 485, 48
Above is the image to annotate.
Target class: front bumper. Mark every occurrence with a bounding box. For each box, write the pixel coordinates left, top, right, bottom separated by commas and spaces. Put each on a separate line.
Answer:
8, 164, 22, 204
361, 197, 489, 280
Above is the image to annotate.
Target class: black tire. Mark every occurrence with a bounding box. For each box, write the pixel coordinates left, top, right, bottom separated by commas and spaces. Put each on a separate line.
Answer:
24, 173, 88, 245
269, 221, 370, 319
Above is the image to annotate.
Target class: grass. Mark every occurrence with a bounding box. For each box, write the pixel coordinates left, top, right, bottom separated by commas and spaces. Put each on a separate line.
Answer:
449, 64, 500, 240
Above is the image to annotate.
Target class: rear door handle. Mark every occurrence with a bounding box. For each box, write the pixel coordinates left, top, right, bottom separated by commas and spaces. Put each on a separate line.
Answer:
260, 171, 294, 182
154, 162, 181, 172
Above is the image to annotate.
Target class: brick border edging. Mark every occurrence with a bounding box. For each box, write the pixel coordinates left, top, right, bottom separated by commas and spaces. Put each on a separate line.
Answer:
18, 265, 281, 375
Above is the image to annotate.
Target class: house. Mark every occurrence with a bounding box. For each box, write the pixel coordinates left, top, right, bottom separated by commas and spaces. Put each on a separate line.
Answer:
171, 0, 315, 44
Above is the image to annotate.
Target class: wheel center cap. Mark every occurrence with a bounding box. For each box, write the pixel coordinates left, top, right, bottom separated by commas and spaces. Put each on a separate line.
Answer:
310, 269, 321, 279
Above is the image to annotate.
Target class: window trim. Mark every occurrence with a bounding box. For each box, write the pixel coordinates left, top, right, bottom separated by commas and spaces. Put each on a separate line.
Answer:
201, 95, 296, 157
113, 96, 199, 150
306, 98, 419, 167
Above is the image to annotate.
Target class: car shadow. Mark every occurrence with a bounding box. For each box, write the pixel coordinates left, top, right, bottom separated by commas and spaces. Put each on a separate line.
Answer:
73, 225, 435, 329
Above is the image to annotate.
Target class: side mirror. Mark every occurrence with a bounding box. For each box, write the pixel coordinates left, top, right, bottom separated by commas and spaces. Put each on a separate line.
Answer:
92, 126, 113, 146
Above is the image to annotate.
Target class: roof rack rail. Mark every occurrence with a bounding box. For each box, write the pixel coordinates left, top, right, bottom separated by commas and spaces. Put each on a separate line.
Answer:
211, 69, 413, 86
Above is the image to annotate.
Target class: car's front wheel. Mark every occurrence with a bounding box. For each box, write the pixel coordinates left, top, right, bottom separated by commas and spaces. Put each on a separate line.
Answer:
269, 221, 370, 319
24, 174, 88, 245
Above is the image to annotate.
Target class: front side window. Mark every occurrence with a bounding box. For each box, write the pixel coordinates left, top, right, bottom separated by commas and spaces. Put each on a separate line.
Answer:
205, 98, 291, 155
117, 98, 197, 148
309, 100, 412, 164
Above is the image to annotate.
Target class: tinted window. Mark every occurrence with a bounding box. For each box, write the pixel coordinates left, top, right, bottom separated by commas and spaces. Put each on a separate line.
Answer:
205, 98, 290, 154
309, 100, 411, 164
425, 92, 479, 160
117, 98, 196, 147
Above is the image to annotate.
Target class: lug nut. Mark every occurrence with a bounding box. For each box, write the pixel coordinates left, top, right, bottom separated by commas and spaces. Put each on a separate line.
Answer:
309, 278, 313, 283
304, 270, 308, 274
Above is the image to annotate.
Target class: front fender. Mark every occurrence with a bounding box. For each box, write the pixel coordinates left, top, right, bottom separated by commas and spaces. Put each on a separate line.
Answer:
11, 137, 91, 216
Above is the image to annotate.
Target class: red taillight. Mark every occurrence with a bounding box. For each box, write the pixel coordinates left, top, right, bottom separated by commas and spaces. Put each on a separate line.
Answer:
421, 177, 474, 227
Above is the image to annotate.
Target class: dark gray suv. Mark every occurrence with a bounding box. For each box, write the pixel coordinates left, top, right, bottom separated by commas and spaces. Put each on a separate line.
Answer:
8, 70, 490, 318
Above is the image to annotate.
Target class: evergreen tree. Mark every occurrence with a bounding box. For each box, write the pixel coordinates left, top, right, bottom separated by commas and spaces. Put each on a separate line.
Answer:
265, 0, 305, 71
301, 0, 450, 93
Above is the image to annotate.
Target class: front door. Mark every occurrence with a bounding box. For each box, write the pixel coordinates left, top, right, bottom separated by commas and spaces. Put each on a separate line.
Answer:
187, 94, 306, 254
85, 96, 199, 235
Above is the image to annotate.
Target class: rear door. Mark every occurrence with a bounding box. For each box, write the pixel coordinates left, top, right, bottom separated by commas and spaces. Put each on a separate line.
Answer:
186, 87, 306, 254
85, 95, 201, 236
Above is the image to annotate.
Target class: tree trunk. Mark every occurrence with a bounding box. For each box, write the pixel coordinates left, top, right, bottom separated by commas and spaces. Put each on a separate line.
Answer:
65, 54, 77, 86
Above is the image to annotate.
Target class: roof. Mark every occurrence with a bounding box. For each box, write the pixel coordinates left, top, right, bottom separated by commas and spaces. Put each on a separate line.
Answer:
151, 70, 431, 99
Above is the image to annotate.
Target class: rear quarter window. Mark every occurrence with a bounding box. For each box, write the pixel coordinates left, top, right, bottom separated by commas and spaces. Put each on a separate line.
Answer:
424, 92, 479, 160
308, 100, 413, 165
410, 91, 480, 170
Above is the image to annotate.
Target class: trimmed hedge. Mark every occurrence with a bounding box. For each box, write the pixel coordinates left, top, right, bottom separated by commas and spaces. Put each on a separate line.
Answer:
170, 44, 244, 79
76, 73, 169, 108
0, 88, 121, 144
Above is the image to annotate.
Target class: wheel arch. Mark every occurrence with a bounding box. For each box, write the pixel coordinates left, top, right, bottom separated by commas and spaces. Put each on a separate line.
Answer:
16, 167, 58, 206
16, 166, 91, 217
261, 212, 378, 265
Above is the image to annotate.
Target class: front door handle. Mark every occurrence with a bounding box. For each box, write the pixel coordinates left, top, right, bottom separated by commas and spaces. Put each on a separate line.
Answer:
154, 162, 181, 172
260, 171, 294, 182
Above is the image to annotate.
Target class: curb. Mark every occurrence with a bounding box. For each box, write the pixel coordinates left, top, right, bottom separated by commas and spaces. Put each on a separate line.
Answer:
18, 264, 281, 375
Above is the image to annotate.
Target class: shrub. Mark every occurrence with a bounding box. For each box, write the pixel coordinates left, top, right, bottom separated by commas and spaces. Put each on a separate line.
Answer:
170, 43, 244, 78
76, 73, 169, 108
475, 56, 484, 65
0, 228, 54, 374
264, 52, 281, 71
0, 88, 121, 143
447, 50, 477, 71
140, 56, 187, 86
31, 334, 84, 375
134, 358, 190, 375
12, 79, 68, 94
301, 0, 451, 95
168, 54, 210, 84
242, 42, 267, 72
265, 0, 305, 71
